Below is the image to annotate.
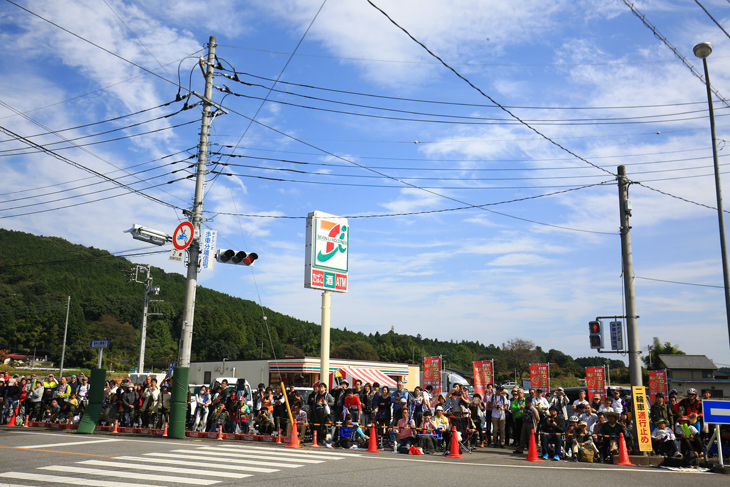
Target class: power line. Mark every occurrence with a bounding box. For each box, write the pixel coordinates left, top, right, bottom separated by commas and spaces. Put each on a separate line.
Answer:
621, 0, 730, 109
695, 0, 730, 41
636, 275, 724, 289
366, 0, 614, 178
217, 85, 724, 126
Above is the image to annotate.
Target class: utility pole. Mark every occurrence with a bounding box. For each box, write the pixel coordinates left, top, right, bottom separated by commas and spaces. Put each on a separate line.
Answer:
618, 165, 642, 388
59, 295, 71, 377
131, 265, 162, 375
169, 36, 218, 439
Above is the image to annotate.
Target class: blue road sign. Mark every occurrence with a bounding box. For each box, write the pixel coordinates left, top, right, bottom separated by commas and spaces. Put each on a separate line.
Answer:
609, 321, 623, 351
90, 340, 110, 349
703, 399, 730, 424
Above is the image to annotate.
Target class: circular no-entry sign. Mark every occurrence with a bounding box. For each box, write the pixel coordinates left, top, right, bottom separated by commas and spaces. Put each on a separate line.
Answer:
173, 221, 194, 250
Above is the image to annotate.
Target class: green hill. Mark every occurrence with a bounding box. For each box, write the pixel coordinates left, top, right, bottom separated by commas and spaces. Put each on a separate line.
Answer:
0, 229, 627, 383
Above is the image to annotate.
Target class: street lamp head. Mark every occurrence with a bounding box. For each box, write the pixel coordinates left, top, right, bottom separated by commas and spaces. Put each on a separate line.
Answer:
694, 42, 712, 59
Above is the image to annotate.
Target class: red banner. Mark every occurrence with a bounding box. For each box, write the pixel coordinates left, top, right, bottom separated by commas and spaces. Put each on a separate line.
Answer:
529, 364, 549, 392
422, 356, 442, 395
648, 370, 668, 403
585, 366, 605, 401
473, 360, 494, 397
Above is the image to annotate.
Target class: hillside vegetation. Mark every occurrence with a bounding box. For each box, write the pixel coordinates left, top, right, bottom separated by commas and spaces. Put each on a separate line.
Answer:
0, 229, 627, 383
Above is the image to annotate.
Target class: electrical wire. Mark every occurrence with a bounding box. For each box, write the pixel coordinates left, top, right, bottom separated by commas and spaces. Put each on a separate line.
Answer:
217, 85, 723, 126
695, 0, 730, 41
227, 69, 714, 112
636, 275, 724, 289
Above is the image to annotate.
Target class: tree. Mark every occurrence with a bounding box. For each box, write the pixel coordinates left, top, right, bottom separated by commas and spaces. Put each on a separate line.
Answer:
644, 337, 684, 368
502, 338, 539, 380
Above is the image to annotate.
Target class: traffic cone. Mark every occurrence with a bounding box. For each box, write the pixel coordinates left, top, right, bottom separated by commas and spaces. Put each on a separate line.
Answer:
616, 433, 635, 466
525, 432, 544, 462
112, 419, 118, 433
312, 429, 319, 447
286, 424, 302, 449
162, 422, 168, 437
446, 425, 463, 459
217, 424, 223, 440
275, 428, 282, 443
366, 424, 379, 453
7, 404, 18, 427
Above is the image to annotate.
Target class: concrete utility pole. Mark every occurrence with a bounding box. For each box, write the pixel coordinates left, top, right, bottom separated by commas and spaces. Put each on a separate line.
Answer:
59, 295, 71, 377
133, 266, 162, 375
169, 36, 217, 439
618, 165, 642, 388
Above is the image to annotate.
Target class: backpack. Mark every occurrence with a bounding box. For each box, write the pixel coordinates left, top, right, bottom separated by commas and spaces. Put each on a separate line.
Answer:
579, 448, 595, 463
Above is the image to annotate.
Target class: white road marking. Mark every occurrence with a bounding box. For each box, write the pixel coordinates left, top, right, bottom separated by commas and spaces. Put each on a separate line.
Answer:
114, 455, 279, 474
78, 460, 249, 478
18, 438, 120, 449
38, 466, 220, 485
176, 448, 325, 464
144, 451, 303, 468
0, 472, 157, 487
214, 443, 352, 458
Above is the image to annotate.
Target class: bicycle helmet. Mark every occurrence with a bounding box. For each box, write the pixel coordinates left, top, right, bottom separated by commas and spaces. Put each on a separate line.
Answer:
687, 388, 698, 395
569, 415, 579, 423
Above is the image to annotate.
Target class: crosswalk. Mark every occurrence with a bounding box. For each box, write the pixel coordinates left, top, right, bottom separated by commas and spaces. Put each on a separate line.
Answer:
0, 443, 351, 487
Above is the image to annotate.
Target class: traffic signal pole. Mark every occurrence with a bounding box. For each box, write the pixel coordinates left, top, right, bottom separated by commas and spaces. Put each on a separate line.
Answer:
169, 36, 217, 439
618, 165, 642, 388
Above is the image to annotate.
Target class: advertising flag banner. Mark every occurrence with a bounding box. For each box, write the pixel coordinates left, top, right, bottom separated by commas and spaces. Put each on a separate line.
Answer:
632, 386, 653, 452
585, 366, 606, 400
529, 364, 549, 392
473, 360, 494, 397
648, 370, 668, 403
423, 356, 442, 395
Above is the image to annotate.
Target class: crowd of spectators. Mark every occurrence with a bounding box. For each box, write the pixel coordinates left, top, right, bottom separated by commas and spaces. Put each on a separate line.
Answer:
1, 370, 727, 465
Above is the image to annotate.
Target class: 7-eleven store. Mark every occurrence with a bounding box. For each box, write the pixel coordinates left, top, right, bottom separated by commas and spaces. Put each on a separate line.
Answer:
190, 357, 418, 389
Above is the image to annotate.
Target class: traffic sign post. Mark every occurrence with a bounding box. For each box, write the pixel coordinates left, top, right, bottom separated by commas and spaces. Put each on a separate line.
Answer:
90, 340, 109, 368
703, 399, 730, 467
609, 321, 624, 351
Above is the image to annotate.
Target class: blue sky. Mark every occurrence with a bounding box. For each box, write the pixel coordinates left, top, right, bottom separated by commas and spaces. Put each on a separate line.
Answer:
2, 0, 730, 368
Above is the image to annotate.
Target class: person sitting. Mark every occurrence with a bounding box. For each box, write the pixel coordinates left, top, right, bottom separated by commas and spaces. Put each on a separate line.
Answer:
563, 415, 580, 460
569, 420, 599, 462
675, 415, 702, 458
287, 404, 308, 440
254, 407, 274, 435
599, 411, 629, 463
540, 406, 566, 460
432, 405, 451, 449
651, 418, 681, 458
337, 415, 368, 449
392, 407, 417, 453
44, 398, 61, 423
650, 393, 675, 431
418, 408, 439, 453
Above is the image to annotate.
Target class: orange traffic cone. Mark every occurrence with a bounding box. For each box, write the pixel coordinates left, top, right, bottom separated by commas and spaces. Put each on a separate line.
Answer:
286, 424, 302, 449
112, 419, 119, 433
366, 424, 379, 453
525, 432, 544, 462
312, 429, 319, 447
446, 425, 463, 459
217, 425, 224, 440
7, 404, 17, 427
616, 433, 635, 466
162, 422, 168, 437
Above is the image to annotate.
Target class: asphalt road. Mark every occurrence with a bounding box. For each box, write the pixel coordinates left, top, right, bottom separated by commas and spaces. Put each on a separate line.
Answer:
0, 428, 725, 486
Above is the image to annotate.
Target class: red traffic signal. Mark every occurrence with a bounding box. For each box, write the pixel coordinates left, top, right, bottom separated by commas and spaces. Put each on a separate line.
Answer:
216, 249, 259, 266
588, 320, 603, 349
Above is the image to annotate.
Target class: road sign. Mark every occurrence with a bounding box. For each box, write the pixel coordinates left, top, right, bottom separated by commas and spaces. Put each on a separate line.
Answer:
90, 340, 109, 349
609, 320, 624, 351
173, 221, 194, 250
200, 229, 217, 271
703, 399, 730, 424
169, 249, 184, 262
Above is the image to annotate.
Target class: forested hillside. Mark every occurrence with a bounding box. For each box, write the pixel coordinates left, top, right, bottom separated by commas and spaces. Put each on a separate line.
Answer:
0, 229, 626, 382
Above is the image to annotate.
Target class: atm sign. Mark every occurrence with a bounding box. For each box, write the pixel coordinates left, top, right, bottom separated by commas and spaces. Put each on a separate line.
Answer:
311, 269, 348, 291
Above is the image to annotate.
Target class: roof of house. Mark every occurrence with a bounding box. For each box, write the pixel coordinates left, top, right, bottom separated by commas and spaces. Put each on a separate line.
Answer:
657, 354, 717, 370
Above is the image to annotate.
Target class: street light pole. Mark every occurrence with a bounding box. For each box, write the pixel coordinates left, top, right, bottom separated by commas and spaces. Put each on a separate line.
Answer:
694, 42, 730, 352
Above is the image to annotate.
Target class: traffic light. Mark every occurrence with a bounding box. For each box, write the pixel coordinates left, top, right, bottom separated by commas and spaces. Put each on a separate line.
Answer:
216, 249, 258, 266
589, 320, 603, 349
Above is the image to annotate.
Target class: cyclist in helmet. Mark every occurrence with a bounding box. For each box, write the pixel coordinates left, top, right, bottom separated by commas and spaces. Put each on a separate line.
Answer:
677, 388, 703, 430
